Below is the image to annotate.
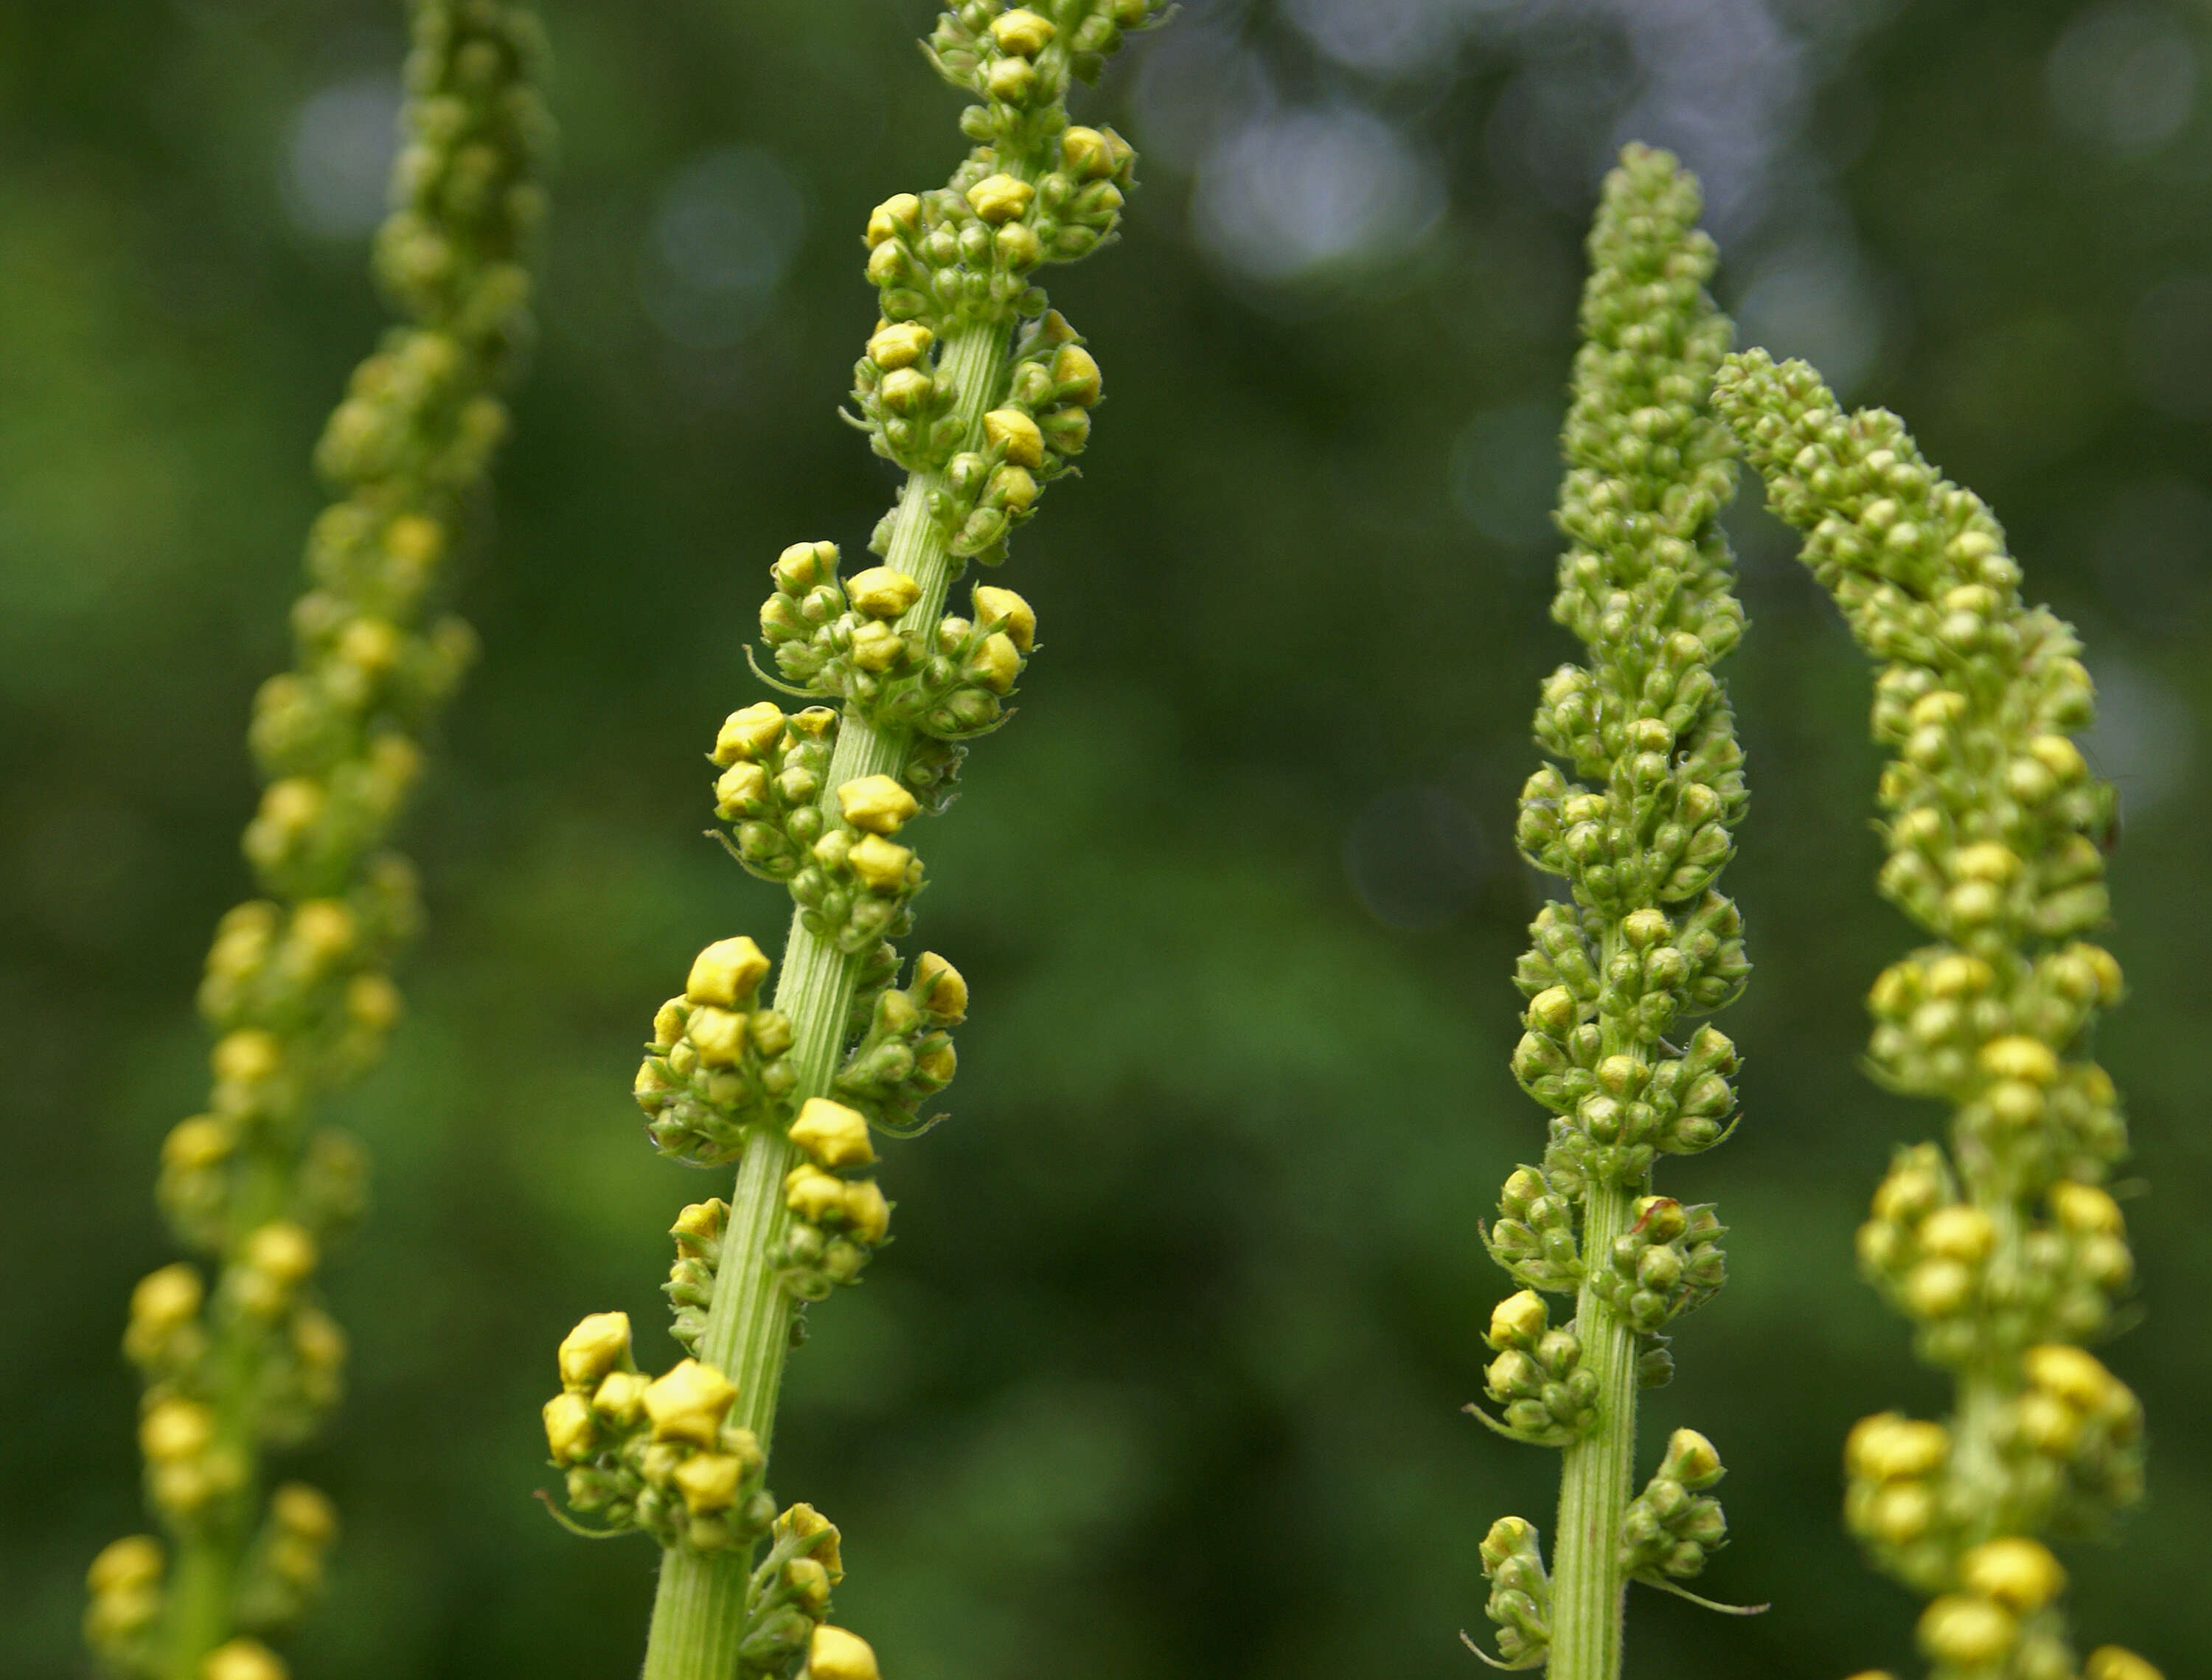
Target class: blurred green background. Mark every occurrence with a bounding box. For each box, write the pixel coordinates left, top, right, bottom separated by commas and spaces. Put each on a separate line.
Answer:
5, 0, 2209, 1675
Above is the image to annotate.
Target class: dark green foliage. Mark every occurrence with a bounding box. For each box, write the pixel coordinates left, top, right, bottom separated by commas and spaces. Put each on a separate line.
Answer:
4, 2, 2206, 1678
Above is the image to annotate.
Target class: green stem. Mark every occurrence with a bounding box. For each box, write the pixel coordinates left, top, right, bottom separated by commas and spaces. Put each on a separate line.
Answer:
1548, 928, 1646, 1680
639, 308, 1016, 1680
158, 1144, 291, 1680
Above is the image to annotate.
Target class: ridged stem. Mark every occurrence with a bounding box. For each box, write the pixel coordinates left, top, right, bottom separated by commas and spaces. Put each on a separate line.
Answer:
1548, 928, 1646, 1680
639, 308, 1016, 1680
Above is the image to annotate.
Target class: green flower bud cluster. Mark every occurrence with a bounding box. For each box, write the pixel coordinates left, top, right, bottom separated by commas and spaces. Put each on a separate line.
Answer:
543, 1313, 775, 1555
1472, 147, 1753, 1680
634, 939, 800, 1167
1619, 1428, 1729, 1585
737, 1507, 864, 1680
831, 951, 967, 1135
93, 8, 549, 1677
1714, 349, 2151, 1679
1587, 1195, 1726, 1336
774, 1098, 897, 1301
553, 11, 1164, 1675
665, 1200, 729, 1358
1481, 1291, 1596, 1446
1476, 1516, 1554, 1672
759, 545, 1043, 738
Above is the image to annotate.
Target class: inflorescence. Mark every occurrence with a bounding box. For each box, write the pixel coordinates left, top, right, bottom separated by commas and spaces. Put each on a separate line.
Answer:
86, 8, 552, 1680
1472, 146, 1753, 1680
1716, 353, 2160, 1680
540, 7, 1162, 1679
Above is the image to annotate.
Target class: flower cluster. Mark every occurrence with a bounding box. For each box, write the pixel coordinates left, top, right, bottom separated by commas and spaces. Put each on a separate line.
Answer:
1473, 147, 1753, 1678
1620, 1428, 1730, 1585
1715, 350, 2160, 1680
635, 939, 801, 1166
543, 1314, 774, 1554
90, 7, 549, 1678
547, 7, 1165, 1676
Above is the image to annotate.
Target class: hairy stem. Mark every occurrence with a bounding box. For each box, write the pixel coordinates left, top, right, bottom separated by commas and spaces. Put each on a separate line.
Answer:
641, 308, 1016, 1680
1549, 925, 1646, 1680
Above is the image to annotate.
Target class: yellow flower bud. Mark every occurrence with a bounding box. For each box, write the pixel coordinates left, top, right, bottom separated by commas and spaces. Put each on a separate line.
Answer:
1846, 1412, 1949, 1481
557, 1311, 634, 1388
642, 1358, 740, 1448
2087, 1647, 2165, 1680
809, 1625, 883, 1680
141, 1399, 215, 1464
1062, 125, 1116, 179
1865, 1480, 1934, 1544
785, 1164, 850, 1224
851, 619, 906, 673
2023, 1343, 2116, 1412
866, 239, 905, 285
965, 173, 1034, 225
131, 1264, 204, 1334
288, 899, 356, 966
989, 463, 1037, 512
1904, 1258, 1972, 1316
203, 1638, 289, 1680
714, 762, 768, 819
865, 193, 919, 248
672, 1198, 727, 1247
712, 703, 786, 766
543, 1390, 596, 1462
970, 631, 1022, 695
591, 1370, 650, 1426
345, 972, 403, 1031
982, 406, 1045, 469
673, 1450, 744, 1513
912, 951, 969, 1021
213, 1029, 283, 1085
1980, 1035, 2058, 1085
686, 1006, 748, 1069
383, 511, 443, 565
838, 774, 921, 836
686, 937, 771, 1009
790, 1097, 876, 1167
87, 1535, 164, 1594
866, 322, 933, 369
785, 1555, 832, 1610
1052, 343, 1102, 404
878, 367, 933, 414
848, 834, 915, 892
1918, 1205, 1994, 1262
1917, 1594, 2017, 1666
163, 1116, 234, 1172
2029, 733, 2087, 782
990, 7, 1054, 52
1952, 841, 2020, 882
1663, 1427, 1723, 1486
971, 586, 1036, 653
916, 1041, 956, 1083
293, 1308, 346, 1372
1486, 1290, 1548, 1350
1924, 953, 1994, 996
2015, 1389, 2081, 1455
846, 566, 923, 620
1960, 1536, 2065, 1613
775, 1502, 845, 1578
995, 221, 1043, 269
843, 1179, 891, 1243
2051, 1181, 2124, 1235
246, 1221, 317, 1288
986, 55, 1036, 100
271, 1482, 337, 1543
